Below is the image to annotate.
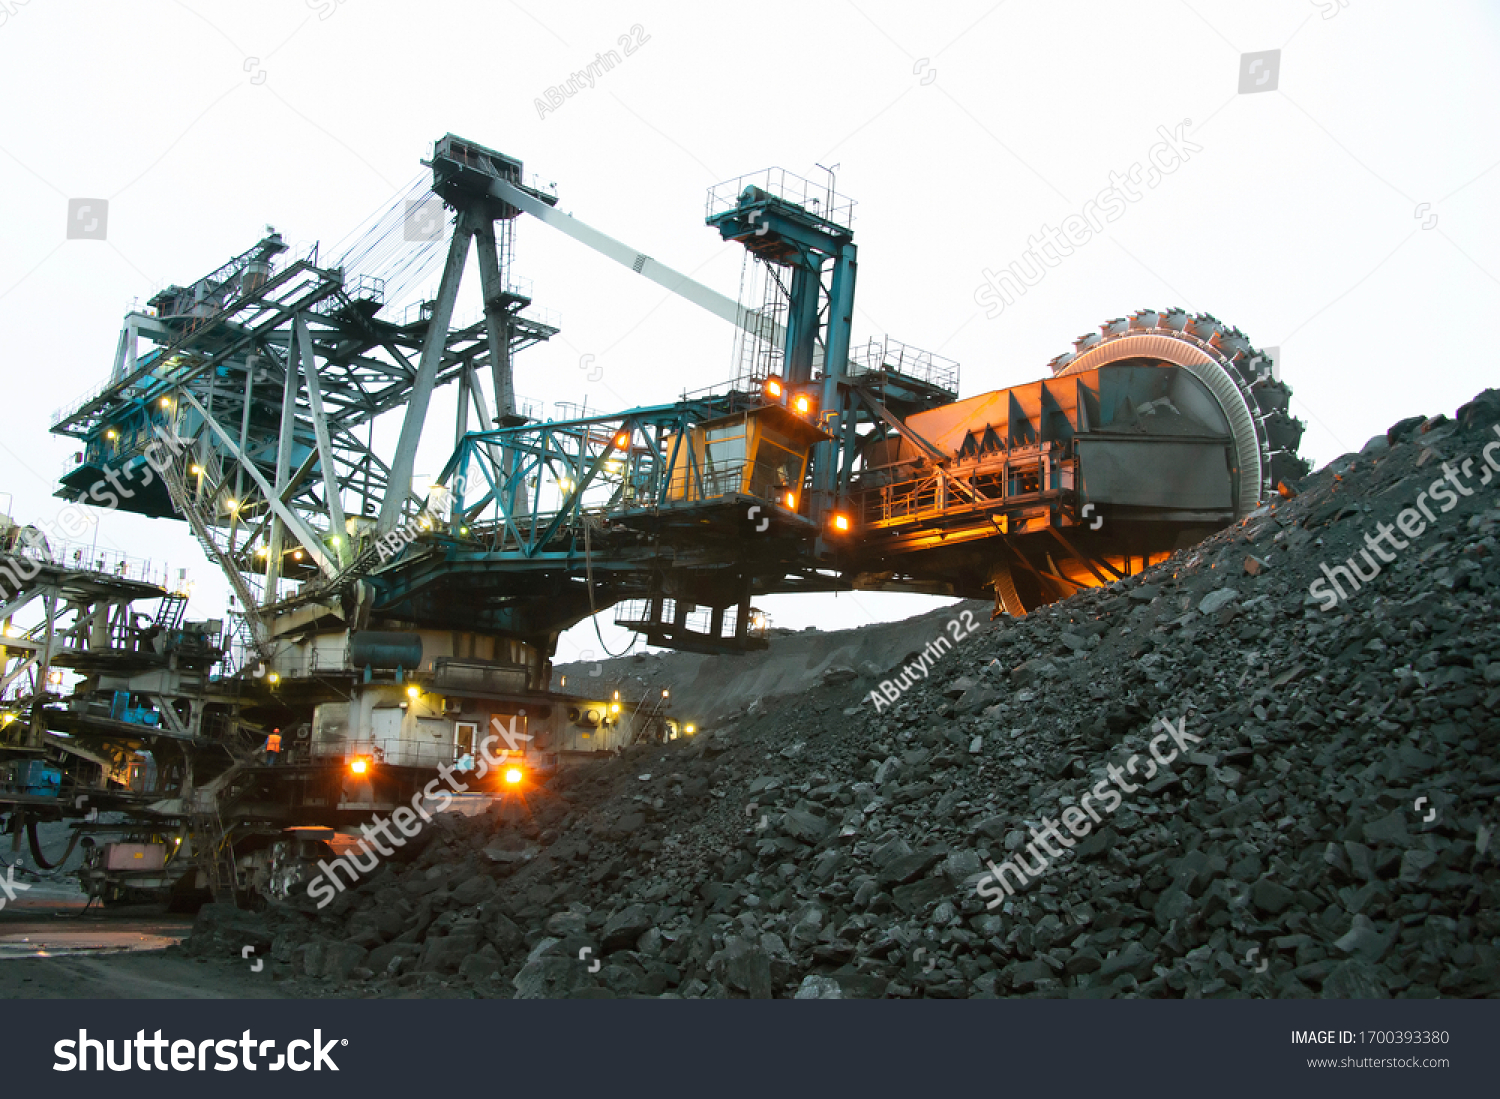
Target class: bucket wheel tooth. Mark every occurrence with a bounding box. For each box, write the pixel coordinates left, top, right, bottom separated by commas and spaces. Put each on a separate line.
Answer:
990, 562, 1026, 618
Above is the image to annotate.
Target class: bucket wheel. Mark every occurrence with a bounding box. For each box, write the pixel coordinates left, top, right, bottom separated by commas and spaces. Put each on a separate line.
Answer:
1047, 309, 1310, 515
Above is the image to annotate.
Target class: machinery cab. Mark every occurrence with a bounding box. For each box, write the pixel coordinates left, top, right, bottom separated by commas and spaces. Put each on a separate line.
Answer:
664, 402, 827, 514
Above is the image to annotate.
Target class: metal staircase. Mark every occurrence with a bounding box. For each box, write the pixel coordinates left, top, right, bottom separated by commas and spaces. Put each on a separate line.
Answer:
154, 592, 188, 631
158, 444, 266, 652
187, 749, 259, 900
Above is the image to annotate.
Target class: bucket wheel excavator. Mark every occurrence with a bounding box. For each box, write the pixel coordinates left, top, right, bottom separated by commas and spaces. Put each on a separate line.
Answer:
4, 133, 1307, 909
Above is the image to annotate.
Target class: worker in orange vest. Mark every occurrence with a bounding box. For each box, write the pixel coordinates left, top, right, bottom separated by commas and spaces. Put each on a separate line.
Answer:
264, 728, 282, 765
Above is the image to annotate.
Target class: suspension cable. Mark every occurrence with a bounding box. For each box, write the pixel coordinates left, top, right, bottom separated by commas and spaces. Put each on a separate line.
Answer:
583, 519, 638, 659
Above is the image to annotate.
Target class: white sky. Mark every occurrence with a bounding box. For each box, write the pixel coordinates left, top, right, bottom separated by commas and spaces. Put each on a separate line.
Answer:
1, 0, 1496, 661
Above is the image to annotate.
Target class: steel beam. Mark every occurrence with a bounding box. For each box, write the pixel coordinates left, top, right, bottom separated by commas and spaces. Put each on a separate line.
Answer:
295, 315, 347, 566
378, 216, 475, 533
178, 392, 335, 577
473, 221, 516, 422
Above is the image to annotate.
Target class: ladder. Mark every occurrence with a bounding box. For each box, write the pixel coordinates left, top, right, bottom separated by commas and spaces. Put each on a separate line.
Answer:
190, 800, 236, 902
154, 592, 188, 630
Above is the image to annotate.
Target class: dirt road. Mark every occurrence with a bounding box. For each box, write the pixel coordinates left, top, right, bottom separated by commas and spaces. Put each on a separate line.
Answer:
0, 879, 283, 999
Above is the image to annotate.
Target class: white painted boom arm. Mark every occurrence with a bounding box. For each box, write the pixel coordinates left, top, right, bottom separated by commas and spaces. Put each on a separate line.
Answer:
487, 177, 784, 350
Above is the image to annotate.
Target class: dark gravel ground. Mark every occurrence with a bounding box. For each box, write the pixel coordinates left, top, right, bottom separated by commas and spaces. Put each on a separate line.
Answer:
187, 387, 1500, 999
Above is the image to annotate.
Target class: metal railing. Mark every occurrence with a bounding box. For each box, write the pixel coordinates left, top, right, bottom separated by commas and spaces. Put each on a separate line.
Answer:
520, 302, 562, 330
853, 451, 1064, 527
312, 272, 386, 315
663, 459, 747, 502
51, 249, 331, 431
707, 167, 856, 229
0, 532, 172, 589
512, 394, 546, 421
849, 336, 960, 394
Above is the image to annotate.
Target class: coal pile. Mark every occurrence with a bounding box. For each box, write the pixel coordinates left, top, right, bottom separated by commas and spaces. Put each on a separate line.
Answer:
187, 389, 1500, 999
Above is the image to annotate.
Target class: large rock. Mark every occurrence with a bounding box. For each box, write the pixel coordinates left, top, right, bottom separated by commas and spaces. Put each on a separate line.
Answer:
781, 809, 831, 843
366, 942, 413, 977
1197, 588, 1239, 615
513, 956, 589, 999
292, 941, 328, 978
1009, 659, 1057, 686
545, 910, 588, 938
718, 936, 773, 999
419, 932, 480, 974
324, 942, 369, 980
486, 911, 524, 951
1251, 878, 1297, 916
459, 945, 504, 983
1362, 812, 1410, 846
1097, 942, 1154, 982
1321, 959, 1391, 999
451, 874, 497, 906
794, 975, 844, 999
879, 847, 945, 887
1332, 915, 1394, 963
892, 876, 950, 914
601, 904, 654, 952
